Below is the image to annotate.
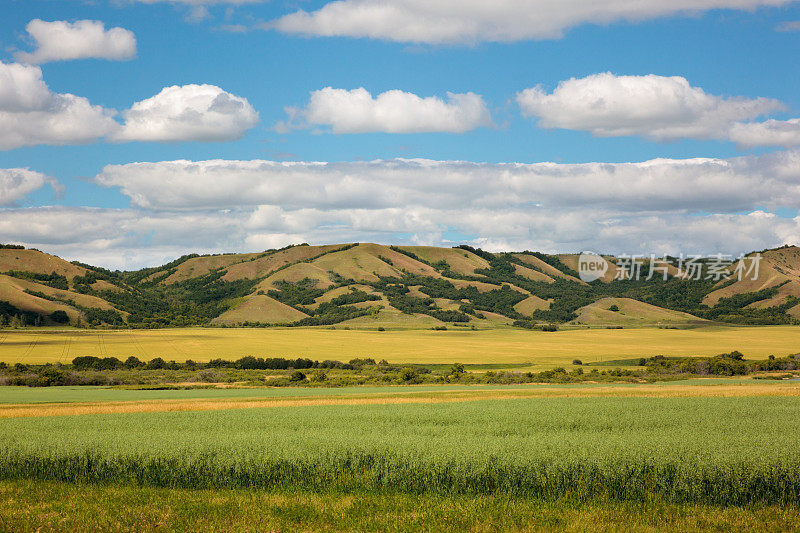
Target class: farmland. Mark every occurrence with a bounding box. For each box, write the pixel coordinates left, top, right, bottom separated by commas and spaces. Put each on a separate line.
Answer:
3, 390, 800, 502
3, 319, 800, 530
6, 479, 800, 532
3, 324, 800, 367
1, 383, 800, 531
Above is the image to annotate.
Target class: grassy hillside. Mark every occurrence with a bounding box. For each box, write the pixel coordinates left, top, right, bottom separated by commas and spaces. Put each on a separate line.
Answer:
574, 297, 710, 326
0, 247, 127, 327
1, 242, 799, 329
703, 247, 800, 314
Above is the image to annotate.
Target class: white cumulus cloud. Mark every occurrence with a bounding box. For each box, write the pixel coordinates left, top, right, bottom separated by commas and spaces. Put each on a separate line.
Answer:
111, 84, 259, 142
0, 66, 258, 149
15, 20, 137, 64
4, 151, 800, 268
0, 61, 119, 150
2, 204, 797, 270
92, 153, 800, 213
0, 168, 59, 206
271, 0, 797, 44
279, 87, 492, 134
516, 73, 783, 141
729, 119, 800, 148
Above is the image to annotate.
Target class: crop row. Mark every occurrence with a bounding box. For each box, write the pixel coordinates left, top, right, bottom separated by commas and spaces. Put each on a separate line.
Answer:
2, 452, 800, 505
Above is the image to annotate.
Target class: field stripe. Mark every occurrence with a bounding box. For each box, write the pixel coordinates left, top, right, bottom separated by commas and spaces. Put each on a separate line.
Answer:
1, 383, 798, 418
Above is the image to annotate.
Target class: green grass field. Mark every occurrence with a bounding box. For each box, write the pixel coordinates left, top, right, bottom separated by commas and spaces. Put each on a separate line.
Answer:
3, 393, 800, 503
4, 325, 800, 530
0, 378, 784, 405
2, 380, 800, 530
2, 324, 800, 368
3, 479, 799, 532
0, 382, 652, 404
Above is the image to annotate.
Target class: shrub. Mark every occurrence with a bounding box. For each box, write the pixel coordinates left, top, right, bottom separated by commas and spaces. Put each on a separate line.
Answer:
349, 358, 376, 366
71, 356, 122, 371
36, 366, 66, 387
123, 356, 143, 369
608, 305, 620, 312
399, 367, 418, 382
192, 369, 223, 383
573, 359, 583, 365
146, 357, 167, 370
290, 370, 306, 382
49, 310, 69, 323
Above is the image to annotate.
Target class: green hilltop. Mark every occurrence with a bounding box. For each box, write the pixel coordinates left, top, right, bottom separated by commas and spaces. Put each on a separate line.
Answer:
1, 242, 799, 329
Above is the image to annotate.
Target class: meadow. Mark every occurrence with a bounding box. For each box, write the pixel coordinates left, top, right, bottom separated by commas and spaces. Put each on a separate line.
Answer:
4, 479, 800, 532
6, 479, 800, 532
2, 324, 800, 368
0, 378, 781, 403
2, 392, 800, 505
3, 325, 800, 530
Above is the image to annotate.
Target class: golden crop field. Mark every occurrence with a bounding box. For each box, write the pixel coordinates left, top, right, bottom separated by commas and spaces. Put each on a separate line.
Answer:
1, 325, 799, 367
3, 380, 799, 419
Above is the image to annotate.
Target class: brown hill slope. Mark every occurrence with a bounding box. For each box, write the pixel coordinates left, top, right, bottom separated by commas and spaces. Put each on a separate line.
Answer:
397, 246, 490, 275
0, 249, 87, 279
703, 246, 800, 307
512, 253, 580, 282
212, 294, 309, 325
573, 297, 708, 326
0, 248, 127, 325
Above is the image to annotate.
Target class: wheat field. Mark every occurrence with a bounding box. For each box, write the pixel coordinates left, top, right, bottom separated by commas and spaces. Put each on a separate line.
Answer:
1, 325, 799, 368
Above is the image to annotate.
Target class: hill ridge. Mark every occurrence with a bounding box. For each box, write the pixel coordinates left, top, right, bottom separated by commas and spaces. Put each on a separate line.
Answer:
0, 243, 797, 328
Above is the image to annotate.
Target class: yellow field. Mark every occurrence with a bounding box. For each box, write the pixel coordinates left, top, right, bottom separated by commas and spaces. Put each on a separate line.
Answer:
1, 325, 799, 367
3, 381, 798, 418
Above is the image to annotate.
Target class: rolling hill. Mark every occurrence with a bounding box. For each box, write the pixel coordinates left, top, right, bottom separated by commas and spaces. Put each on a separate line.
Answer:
573, 297, 710, 327
0, 243, 797, 329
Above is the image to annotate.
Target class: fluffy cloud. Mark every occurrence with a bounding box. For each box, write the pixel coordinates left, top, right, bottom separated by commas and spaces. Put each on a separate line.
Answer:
279, 87, 492, 134
2, 204, 797, 270
0, 61, 119, 150
0, 169, 59, 206
729, 119, 800, 148
517, 73, 783, 141
14, 20, 136, 64
111, 84, 259, 142
0, 206, 250, 269
92, 153, 800, 257
93, 152, 800, 213
6, 152, 800, 269
0, 62, 257, 148
270, 0, 796, 44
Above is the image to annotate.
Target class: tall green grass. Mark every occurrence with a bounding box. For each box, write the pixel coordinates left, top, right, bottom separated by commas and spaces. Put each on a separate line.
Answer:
3, 452, 800, 505
2, 397, 800, 504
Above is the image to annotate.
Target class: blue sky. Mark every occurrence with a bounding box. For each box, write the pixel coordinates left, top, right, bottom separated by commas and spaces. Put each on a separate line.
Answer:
2, 0, 800, 268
